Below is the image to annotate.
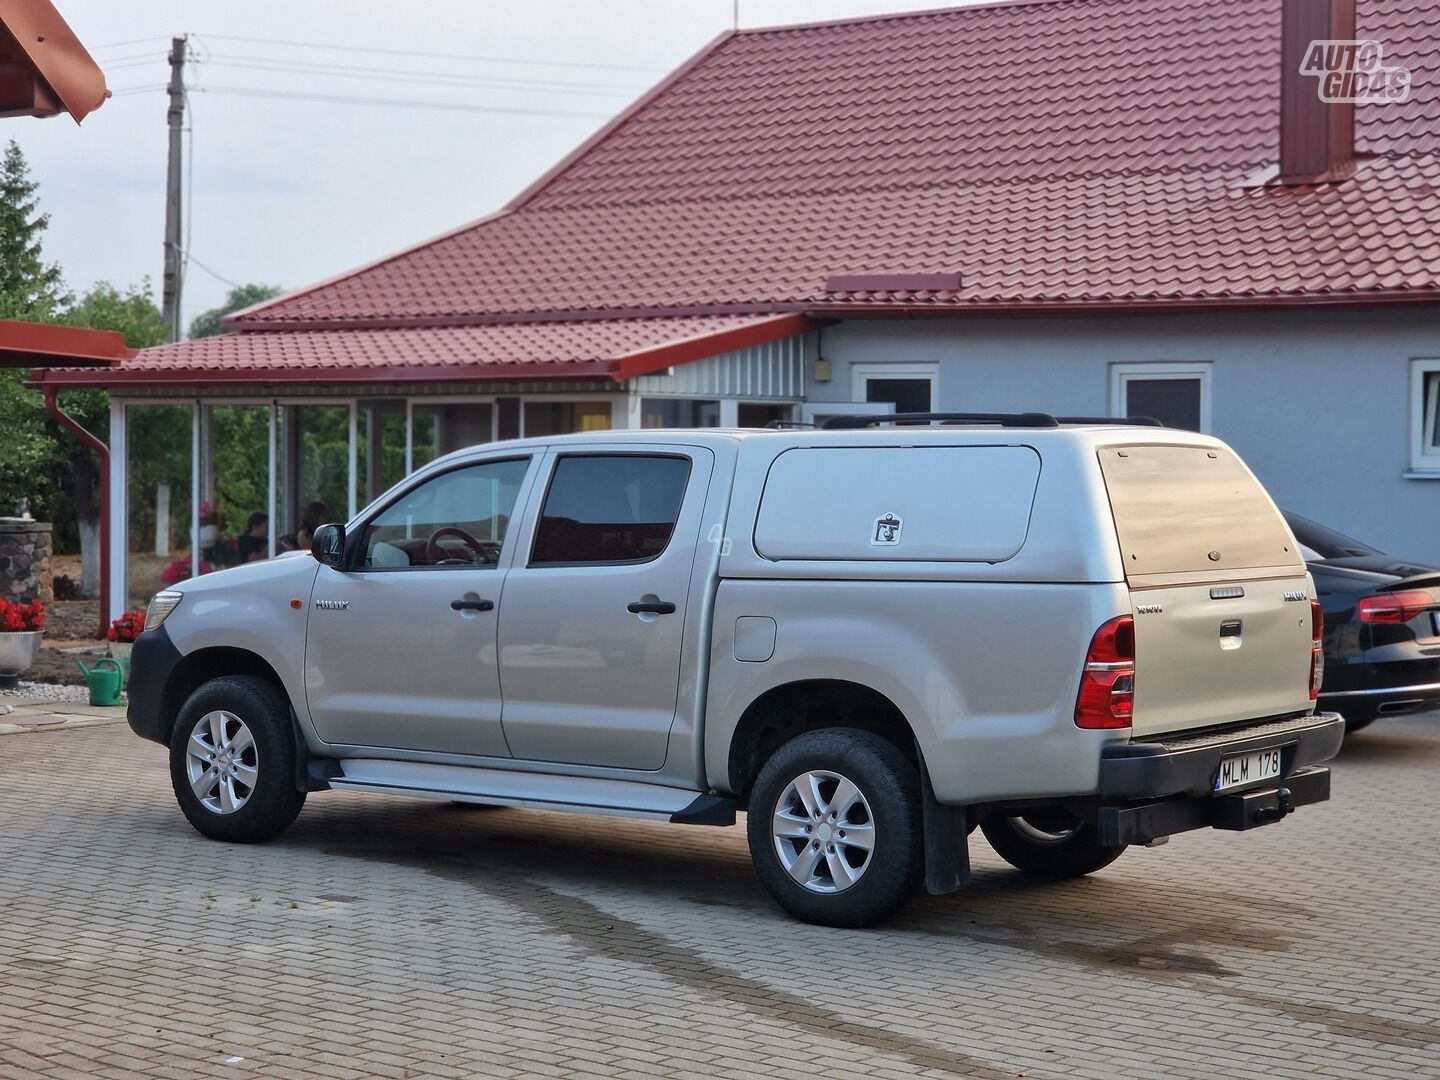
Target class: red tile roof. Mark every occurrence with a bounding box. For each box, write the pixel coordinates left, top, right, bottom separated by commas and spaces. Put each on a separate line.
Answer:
234, 0, 1440, 329
33, 314, 811, 387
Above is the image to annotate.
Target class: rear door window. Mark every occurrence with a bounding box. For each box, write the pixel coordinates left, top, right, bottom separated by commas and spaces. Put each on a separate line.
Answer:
530, 454, 691, 565
1098, 445, 1301, 584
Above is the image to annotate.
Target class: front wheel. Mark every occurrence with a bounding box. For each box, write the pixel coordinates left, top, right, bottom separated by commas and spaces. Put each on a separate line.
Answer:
168, 675, 306, 843
747, 729, 922, 927
980, 810, 1124, 878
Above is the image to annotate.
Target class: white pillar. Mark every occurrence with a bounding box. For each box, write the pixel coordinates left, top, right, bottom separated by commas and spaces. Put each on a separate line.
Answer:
719, 400, 739, 428
403, 399, 414, 475
190, 403, 201, 577
347, 401, 358, 520
108, 398, 127, 622
267, 402, 277, 559
153, 484, 170, 557
612, 393, 642, 430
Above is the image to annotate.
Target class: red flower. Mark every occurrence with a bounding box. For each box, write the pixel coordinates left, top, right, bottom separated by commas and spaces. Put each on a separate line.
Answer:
0, 598, 46, 633
108, 609, 147, 643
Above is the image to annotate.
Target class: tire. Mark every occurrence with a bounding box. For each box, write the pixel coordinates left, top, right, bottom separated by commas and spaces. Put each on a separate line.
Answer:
980, 809, 1124, 879
746, 728, 922, 928
168, 675, 306, 843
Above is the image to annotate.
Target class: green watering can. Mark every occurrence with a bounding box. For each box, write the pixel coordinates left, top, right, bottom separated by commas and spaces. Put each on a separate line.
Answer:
77, 657, 124, 707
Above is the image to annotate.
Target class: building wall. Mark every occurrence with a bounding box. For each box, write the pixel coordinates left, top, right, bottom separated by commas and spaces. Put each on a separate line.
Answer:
811, 309, 1440, 558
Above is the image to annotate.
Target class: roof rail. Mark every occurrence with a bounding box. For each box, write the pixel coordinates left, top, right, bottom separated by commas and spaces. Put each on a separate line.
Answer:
821, 411, 1059, 429
819, 412, 1167, 430
1055, 415, 1165, 427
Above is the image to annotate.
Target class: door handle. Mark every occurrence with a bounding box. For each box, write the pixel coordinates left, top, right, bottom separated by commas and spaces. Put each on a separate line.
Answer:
627, 600, 676, 615
450, 598, 495, 612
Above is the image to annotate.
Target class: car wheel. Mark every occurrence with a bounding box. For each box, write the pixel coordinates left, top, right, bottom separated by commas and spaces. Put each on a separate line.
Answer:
169, 675, 306, 843
746, 728, 922, 928
980, 809, 1124, 878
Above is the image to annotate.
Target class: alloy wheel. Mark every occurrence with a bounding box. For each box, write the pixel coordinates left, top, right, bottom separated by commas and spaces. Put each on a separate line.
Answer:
771, 769, 875, 893
184, 710, 258, 815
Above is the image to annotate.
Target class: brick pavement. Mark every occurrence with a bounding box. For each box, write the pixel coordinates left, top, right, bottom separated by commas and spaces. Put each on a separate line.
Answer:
1, 713, 1438, 1078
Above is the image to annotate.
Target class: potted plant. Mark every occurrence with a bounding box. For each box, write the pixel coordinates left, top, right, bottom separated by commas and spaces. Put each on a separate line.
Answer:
0, 597, 46, 688
107, 609, 146, 682
198, 499, 219, 546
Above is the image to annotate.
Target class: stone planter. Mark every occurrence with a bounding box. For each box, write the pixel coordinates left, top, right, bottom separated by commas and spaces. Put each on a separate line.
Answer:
0, 630, 43, 687
108, 640, 134, 686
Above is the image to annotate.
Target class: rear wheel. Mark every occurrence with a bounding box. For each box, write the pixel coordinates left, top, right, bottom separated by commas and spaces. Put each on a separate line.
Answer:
980, 809, 1124, 879
169, 675, 306, 843
747, 729, 922, 927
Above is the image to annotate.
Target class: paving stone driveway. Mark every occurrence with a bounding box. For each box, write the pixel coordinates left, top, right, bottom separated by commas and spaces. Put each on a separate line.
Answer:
2, 714, 1438, 1079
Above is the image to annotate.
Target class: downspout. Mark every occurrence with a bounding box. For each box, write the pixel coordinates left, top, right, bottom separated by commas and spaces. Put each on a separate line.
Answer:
41, 386, 109, 641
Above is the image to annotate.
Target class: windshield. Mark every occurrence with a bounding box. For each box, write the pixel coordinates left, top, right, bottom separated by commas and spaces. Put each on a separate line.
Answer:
1282, 512, 1382, 559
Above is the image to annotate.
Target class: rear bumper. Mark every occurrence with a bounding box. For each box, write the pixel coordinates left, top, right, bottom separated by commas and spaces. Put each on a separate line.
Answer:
1098, 712, 1345, 800
1091, 712, 1343, 846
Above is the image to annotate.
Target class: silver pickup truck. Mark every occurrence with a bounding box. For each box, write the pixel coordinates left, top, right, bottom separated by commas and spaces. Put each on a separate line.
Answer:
128, 413, 1343, 927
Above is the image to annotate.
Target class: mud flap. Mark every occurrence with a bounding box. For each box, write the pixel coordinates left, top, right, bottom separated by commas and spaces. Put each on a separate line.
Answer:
920, 756, 970, 895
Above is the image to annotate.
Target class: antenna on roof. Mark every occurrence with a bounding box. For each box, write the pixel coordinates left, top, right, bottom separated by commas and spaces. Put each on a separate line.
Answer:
732, 0, 739, 31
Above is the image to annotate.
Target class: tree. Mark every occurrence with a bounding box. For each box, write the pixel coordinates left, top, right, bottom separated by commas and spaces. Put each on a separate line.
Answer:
188, 283, 282, 340
0, 138, 68, 320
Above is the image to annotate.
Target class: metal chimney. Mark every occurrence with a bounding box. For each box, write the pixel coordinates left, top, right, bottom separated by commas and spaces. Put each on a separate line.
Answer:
1278, 0, 1357, 184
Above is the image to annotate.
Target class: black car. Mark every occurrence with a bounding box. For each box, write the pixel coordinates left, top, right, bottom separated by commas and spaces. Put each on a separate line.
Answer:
1286, 512, 1440, 733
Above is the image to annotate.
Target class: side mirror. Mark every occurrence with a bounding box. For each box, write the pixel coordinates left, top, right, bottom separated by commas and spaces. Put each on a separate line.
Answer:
311, 523, 346, 568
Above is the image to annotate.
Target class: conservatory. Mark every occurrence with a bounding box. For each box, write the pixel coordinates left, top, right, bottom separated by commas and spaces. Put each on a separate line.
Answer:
29, 313, 829, 621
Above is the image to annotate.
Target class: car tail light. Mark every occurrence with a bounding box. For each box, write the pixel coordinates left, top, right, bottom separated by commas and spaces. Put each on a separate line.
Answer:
1356, 590, 1436, 624
1308, 600, 1324, 701
1075, 615, 1135, 729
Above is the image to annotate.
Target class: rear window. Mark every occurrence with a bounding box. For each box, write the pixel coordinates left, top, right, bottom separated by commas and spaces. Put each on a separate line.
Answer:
1098, 445, 1301, 583
754, 446, 1040, 562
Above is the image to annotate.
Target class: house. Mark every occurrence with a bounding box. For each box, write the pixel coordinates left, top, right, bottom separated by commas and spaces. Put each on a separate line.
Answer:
26, 0, 1440, 622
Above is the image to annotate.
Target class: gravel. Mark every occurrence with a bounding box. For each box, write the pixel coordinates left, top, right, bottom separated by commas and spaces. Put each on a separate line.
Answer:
0, 681, 120, 703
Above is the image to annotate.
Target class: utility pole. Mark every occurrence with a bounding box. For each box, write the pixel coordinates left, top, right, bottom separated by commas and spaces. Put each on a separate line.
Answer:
161, 35, 187, 343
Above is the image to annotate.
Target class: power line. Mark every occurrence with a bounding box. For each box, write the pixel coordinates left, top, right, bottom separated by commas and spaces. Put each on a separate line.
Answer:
89, 35, 171, 52
198, 32, 665, 74
190, 83, 611, 119
184, 253, 239, 290
197, 57, 644, 96
109, 84, 168, 97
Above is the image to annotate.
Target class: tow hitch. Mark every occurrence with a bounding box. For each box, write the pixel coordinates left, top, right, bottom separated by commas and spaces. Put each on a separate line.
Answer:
1097, 766, 1328, 847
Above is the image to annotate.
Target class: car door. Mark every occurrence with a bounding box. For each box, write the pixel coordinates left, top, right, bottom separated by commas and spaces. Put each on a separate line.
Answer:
497, 447, 713, 770
304, 454, 536, 756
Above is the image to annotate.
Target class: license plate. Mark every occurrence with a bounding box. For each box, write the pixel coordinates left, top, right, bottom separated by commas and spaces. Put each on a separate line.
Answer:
1214, 748, 1283, 792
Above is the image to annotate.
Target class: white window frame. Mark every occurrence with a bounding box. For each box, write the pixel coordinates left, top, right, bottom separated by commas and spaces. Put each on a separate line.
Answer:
1110, 362, 1212, 433
850, 363, 939, 412
1410, 359, 1440, 475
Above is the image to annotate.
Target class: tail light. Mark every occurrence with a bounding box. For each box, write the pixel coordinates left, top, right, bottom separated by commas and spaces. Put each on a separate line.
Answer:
1075, 615, 1135, 729
1309, 600, 1324, 701
1356, 590, 1435, 624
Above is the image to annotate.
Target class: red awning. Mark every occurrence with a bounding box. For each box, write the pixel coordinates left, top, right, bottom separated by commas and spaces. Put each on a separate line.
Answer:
26, 313, 811, 388
0, 319, 133, 367
0, 0, 108, 123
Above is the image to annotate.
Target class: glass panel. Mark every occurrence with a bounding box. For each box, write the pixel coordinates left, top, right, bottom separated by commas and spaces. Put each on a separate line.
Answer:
200, 405, 271, 571
357, 400, 407, 504
1124, 377, 1202, 432
640, 398, 719, 428
530, 454, 690, 565
737, 403, 793, 428
279, 405, 349, 552
359, 458, 529, 568
125, 403, 193, 609
523, 400, 611, 437
1427, 373, 1440, 452
864, 378, 931, 413
411, 402, 494, 471
1098, 445, 1300, 581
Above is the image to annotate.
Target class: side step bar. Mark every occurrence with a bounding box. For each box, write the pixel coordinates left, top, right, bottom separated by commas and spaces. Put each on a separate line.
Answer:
325, 758, 736, 826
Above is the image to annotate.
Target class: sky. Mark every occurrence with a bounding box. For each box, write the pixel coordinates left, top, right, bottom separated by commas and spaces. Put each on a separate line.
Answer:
17, 0, 971, 332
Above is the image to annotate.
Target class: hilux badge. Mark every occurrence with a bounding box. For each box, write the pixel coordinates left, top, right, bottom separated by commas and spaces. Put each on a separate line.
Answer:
871, 513, 902, 545
314, 599, 350, 611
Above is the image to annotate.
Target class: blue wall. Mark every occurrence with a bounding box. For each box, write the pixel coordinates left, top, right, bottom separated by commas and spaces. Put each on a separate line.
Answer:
812, 309, 1440, 559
